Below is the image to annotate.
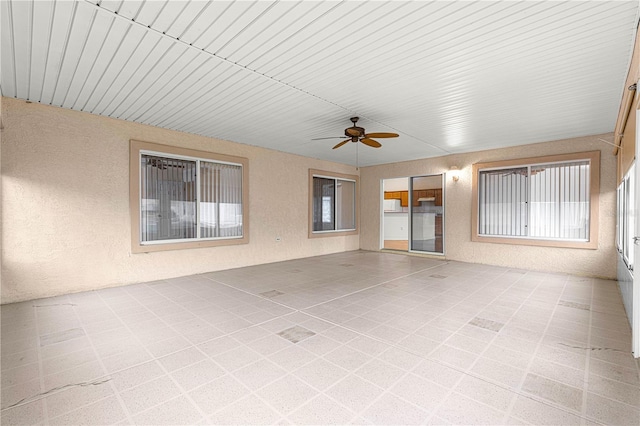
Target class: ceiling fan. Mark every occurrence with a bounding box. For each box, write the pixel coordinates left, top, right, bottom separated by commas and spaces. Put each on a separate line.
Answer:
313, 117, 399, 149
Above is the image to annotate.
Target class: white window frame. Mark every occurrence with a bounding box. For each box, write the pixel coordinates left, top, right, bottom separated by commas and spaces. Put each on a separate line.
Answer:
130, 140, 249, 253
308, 169, 359, 238
471, 151, 600, 249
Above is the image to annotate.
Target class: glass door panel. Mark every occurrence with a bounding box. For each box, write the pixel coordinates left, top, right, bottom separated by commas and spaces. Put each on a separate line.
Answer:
382, 178, 409, 250
410, 175, 444, 254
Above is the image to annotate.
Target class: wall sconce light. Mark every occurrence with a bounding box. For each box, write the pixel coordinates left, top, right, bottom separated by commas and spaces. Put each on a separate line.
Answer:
450, 166, 460, 182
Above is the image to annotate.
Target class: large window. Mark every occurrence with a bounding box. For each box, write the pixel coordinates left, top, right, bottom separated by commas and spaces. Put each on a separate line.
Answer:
130, 140, 249, 253
309, 169, 358, 237
472, 151, 600, 249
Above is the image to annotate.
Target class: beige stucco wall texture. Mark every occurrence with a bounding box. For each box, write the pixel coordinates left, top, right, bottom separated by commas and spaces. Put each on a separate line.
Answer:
360, 134, 618, 279
0, 98, 359, 303
0, 97, 618, 303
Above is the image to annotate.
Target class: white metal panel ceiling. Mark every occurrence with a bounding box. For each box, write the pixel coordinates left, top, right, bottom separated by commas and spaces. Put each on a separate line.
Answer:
1, 0, 638, 166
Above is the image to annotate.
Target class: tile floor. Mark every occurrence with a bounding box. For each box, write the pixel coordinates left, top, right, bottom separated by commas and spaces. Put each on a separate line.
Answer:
1, 251, 639, 425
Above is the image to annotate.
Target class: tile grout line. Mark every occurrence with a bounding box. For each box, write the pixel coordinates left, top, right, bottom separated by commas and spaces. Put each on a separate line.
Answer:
507, 276, 571, 419
308, 328, 430, 423
298, 269, 535, 421
304, 267, 520, 422
300, 261, 451, 312
580, 279, 595, 425
300, 269, 610, 425
250, 310, 391, 422
504, 276, 605, 425
90, 289, 213, 424
364, 270, 599, 421
505, 278, 567, 422
2, 280, 305, 415
1, 289, 212, 417
204, 259, 450, 315
104, 277, 358, 423
52, 297, 137, 425
115, 278, 327, 422
31, 301, 49, 425
498, 274, 571, 424
212, 268, 639, 422
195, 259, 462, 422
182, 310, 364, 422
421, 269, 541, 425
356, 267, 540, 423
187, 310, 358, 423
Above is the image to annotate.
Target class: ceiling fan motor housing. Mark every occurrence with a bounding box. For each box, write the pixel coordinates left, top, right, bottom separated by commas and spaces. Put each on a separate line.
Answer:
346, 116, 364, 140
345, 127, 365, 138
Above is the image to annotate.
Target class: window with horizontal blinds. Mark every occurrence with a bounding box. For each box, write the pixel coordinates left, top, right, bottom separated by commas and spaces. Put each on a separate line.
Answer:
140, 153, 243, 244
478, 160, 591, 242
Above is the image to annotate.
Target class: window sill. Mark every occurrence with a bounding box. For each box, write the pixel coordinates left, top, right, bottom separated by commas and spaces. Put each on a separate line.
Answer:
471, 234, 597, 250
132, 237, 249, 253
308, 229, 359, 239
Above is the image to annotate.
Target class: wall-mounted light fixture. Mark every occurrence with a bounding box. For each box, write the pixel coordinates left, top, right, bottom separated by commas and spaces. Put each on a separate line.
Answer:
450, 166, 460, 182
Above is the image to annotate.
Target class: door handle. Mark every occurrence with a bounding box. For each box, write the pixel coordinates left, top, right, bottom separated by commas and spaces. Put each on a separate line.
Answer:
633, 237, 640, 245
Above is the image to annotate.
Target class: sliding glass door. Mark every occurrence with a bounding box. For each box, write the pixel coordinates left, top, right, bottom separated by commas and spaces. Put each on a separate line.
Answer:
410, 175, 444, 254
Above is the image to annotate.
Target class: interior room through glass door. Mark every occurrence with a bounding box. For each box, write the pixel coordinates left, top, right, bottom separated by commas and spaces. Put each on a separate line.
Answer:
410, 175, 444, 254
382, 178, 409, 250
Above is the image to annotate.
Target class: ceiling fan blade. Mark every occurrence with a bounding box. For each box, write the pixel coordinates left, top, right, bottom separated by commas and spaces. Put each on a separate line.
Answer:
312, 136, 345, 140
346, 128, 361, 137
361, 138, 382, 148
364, 132, 399, 138
332, 140, 350, 149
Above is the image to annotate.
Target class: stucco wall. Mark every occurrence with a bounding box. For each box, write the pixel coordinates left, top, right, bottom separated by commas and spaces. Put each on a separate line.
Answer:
360, 134, 618, 279
0, 98, 359, 303
0, 97, 619, 303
